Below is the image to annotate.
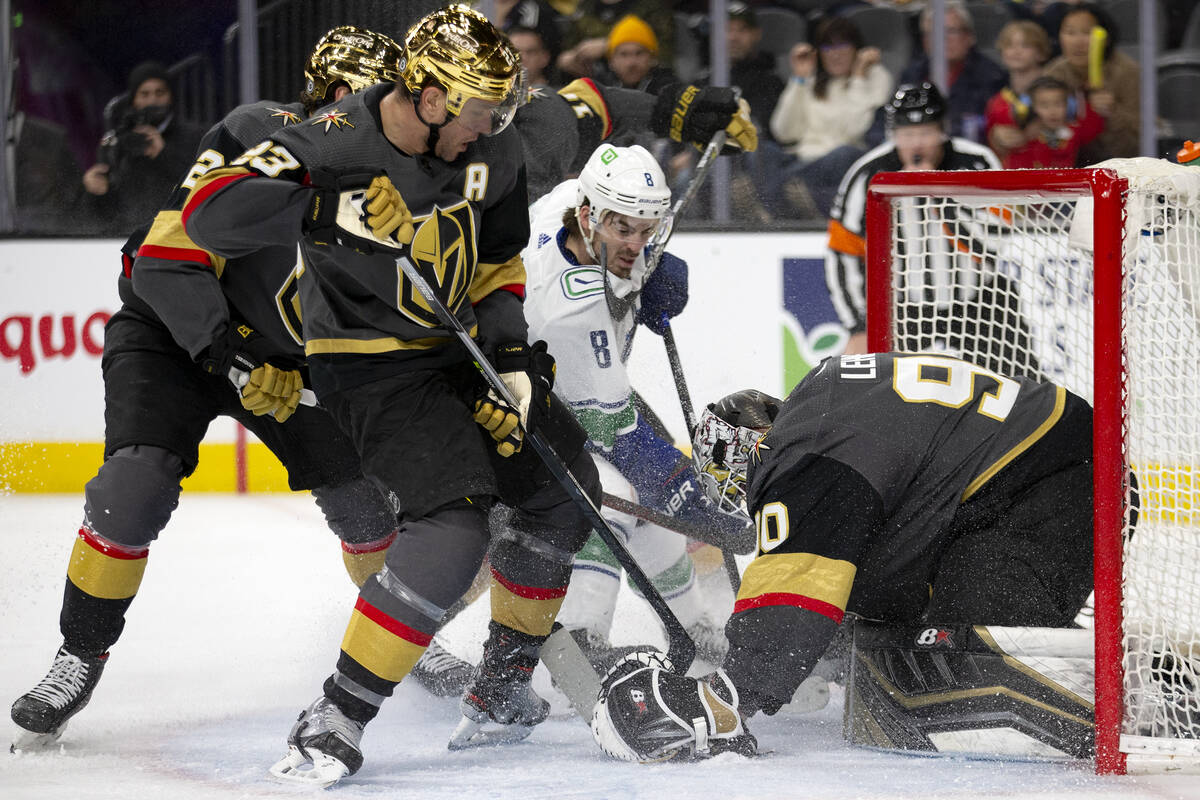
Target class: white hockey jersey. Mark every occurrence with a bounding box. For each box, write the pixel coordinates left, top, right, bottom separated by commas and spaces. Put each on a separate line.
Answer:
523, 180, 652, 451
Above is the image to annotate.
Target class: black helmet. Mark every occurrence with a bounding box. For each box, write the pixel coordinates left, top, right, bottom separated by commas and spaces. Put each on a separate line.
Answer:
712, 389, 781, 429
886, 82, 947, 130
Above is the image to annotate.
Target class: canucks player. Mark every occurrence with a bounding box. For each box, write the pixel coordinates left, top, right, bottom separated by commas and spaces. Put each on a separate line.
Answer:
522, 143, 746, 669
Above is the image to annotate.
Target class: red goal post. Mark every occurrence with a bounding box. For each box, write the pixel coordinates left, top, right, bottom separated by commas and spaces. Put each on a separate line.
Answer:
864, 162, 1200, 775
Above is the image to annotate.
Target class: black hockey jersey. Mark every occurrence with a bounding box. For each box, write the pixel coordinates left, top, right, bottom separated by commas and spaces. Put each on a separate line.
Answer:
126, 100, 313, 362
181, 83, 531, 393
740, 351, 1066, 624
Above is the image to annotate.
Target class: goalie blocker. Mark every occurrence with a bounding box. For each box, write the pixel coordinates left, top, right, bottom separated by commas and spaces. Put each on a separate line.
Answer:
846, 621, 1095, 760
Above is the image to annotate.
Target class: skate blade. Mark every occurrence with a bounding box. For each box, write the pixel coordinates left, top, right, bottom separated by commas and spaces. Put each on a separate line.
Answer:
447, 715, 536, 751
10, 726, 64, 753
267, 744, 350, 788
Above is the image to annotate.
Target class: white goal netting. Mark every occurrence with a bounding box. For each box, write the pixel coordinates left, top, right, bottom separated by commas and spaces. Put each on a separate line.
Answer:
872, 159, 1200, 770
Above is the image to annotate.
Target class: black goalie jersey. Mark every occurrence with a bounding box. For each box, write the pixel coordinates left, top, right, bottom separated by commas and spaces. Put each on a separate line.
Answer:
723, 352, 1092, 714
741, 352, 1068, 624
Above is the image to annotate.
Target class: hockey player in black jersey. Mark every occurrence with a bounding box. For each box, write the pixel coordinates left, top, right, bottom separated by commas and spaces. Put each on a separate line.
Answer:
180, 6, 612, 785
7, 26, 432, 754
591, 352, 1098, 763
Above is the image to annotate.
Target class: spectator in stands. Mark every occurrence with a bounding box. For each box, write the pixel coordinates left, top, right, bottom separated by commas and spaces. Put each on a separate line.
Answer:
492, 0, 565, 89
7, 104, 89, 234
509, 25, 561, 90
557, 0, 673, 79
81, 61, 205, 235
595, 15, 678, 95
898, 0, 1007, 143
985, 20, 1052, 166
769, 15, 892, 219
1042, 2, 1139, 162
997, 75, 1103, 168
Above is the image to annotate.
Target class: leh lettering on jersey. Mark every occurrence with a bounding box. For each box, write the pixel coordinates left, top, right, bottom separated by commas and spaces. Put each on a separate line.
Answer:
839, 353, 877, 379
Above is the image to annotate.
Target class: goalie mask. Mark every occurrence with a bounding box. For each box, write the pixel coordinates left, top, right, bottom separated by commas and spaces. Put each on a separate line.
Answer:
301, 26, 403, 113
400, 4, 524, 136
692, 390, 781, 520
575, 143, 673, 288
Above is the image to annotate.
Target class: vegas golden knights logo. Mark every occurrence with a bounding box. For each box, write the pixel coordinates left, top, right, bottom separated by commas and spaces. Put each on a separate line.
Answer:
396, 200, 478, 327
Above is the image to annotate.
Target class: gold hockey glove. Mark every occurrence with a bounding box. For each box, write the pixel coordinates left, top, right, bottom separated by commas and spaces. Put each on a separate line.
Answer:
239, 363, 304, 422
201, 322, 305, 423
306, 170, 414, 253
473, 340, 556, 457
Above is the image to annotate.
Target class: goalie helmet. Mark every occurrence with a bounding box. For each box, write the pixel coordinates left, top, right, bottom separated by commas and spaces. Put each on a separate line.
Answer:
399, 4, 523, 135
301, 26, 403, 112
692, 390, 781, 520
886, 82, 947, 131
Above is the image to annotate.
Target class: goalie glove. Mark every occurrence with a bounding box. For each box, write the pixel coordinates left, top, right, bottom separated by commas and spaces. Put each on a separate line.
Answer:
304, 170, 414, 254
201, 322, 304, 423
473, 340, 556, 457
651, 84, 759, 154
591, 650, 757, 763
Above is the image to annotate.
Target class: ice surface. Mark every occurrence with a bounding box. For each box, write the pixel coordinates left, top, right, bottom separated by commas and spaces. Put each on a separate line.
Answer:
3, 494, 1198, 800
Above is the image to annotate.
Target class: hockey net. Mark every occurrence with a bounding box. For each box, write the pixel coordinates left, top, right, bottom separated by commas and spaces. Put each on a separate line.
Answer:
864, 159, 1200, 774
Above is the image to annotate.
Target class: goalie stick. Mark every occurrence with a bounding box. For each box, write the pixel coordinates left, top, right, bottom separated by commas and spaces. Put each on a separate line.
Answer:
394, 254, 696, 675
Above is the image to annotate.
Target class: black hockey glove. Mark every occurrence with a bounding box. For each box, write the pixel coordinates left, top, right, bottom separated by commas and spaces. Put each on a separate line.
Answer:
304, 170, 414, 254
591, 650, 757, 763
473, 340, 556, 458
201, 322, 304, 423
651, 84, 758, 154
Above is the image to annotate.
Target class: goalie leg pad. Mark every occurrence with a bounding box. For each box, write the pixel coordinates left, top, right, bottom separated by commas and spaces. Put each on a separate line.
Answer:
845, 621, 1096, 760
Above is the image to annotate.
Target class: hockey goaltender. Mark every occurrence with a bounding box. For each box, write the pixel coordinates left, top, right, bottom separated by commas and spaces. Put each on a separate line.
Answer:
590, 351, 1117, 764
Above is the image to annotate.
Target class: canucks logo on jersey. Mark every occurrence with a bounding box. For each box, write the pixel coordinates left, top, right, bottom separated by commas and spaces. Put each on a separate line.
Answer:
396, 200, 478, 327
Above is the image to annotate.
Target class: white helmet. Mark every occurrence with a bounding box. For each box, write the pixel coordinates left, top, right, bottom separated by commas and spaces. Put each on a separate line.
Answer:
574, 144, 672, 272
576, 144, 672, 222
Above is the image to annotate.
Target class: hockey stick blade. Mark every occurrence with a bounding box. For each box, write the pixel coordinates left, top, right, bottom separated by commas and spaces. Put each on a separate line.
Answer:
601, 492, 755, 554
540, 623, 603, 721
267, 744, 351, 788
394, 255, 695, 673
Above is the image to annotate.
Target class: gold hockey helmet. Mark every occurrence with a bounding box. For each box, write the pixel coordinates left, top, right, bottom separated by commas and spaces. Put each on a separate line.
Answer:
301, 26, 403, 111
399, 5, 523, 134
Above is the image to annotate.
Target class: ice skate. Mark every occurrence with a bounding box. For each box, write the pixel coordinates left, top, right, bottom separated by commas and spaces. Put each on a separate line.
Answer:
408, 639, 474, 698
448, 624, 549, 750
10, 644, 108, 752
268, 696, 364, 788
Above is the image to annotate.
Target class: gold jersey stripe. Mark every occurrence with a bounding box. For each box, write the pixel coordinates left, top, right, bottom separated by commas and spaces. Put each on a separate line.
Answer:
140, 210, 227, 278
304, 329, 475, 355
737, 551, 857, 612
340, 608, 428, 683
66, 536, 148, 600
490, 579, 566, 638
469, 255, 526, 304
962, 385, 1066, 501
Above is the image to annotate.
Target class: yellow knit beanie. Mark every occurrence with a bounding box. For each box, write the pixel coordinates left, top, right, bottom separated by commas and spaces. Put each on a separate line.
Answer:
607, 15, 658, 57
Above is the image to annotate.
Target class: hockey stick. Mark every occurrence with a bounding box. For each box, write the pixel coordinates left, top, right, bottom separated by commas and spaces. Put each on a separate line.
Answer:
394, 256, 695, 674
601, 491, 755, 554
